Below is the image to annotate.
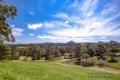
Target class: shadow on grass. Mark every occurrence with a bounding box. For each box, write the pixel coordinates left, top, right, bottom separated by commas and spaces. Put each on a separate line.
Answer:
1, 73, 16, 80
0, 60, 6, 63
108, 59, 118, 63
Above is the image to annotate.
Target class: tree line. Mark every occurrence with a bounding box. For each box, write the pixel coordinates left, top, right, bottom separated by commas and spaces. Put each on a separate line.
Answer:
0, 41, 120, 61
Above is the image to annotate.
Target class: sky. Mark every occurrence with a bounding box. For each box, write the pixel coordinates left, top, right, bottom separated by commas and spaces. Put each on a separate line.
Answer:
6, 0, 120, 43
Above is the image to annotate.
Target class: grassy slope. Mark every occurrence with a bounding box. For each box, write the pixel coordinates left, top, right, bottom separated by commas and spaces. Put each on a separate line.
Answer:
106, 57, 120, 69
93, 56, 120, 69
0, 61, 119, 80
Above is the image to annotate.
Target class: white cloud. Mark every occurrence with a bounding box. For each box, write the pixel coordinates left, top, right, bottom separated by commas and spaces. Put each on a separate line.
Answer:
28, 23, 43, 30
68, 0, 80, 9
28, 34, 34, 36
43, 20, 71, 29
37, 35, 60, 39
103, 12, 120, 25
36, 10, 120, 43
47, 12, 120, 39
100, 36, 107, 39
11, 25, 24, 37
37, 35, 94, 43
82, 0, 99, 17
68, 0, 99, 17
50, 21, 120, 38
26, 0, 120, 43
101, 1, 120, 16
11, 25, 15, 27
53, 12, 69, 20
30, 11, 34, 15
43, 22, 55, 28
27, 20, 71, 30
81, 0, 92, 12
65, 20, 69, 24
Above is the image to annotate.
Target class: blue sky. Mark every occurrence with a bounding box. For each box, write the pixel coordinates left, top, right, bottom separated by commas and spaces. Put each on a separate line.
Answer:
6, 0, 120, 43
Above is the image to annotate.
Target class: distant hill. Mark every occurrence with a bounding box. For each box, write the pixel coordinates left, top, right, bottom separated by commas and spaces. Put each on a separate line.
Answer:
67, 41, 76, 44
8, 41, 120, 47
66, 41, 77, 45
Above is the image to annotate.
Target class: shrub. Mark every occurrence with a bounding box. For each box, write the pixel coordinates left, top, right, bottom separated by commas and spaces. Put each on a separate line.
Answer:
19, 56, 27, 61
97, 55, 106, 60
98, 59, 105, 67
19, 56, 32, 61
27, 57, 32, 61
82, 54, 90, 59
80, 58, 94, 67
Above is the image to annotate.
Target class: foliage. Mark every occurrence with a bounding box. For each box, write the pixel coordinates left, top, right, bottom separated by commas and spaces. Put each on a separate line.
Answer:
0, 0, 17, 61
27, 44, 43, 60
96, 41, 108, 60
80, 54, 94, 67
109, 47, 120, 63
0, 44, 11, 60
98, 59, 105, 67
80, 58, 95, 67
0, 0, 17, 42
10, 45, 19, 60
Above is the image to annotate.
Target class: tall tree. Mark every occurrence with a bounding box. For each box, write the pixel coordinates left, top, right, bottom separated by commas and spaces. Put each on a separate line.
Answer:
11, 45, 19, 60
27, 44, 42, 60
0, 44, 11, 60
86, 44, 95, 57
0, 0, 17, 60
0, 0, 17, 43
96, 41, 107, 60
74, 45, 82, 57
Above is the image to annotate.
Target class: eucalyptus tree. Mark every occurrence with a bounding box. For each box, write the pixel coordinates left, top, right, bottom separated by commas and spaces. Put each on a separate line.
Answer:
0, 0, 17, 60
27, 44, 43, 60
96, 41, 107, 60
0, 0, 17, 43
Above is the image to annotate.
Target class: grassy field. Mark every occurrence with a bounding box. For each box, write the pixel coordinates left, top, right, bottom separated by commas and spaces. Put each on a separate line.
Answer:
0, 61, 119, 80
105, 57, 120, 69
92, 56, 120, 69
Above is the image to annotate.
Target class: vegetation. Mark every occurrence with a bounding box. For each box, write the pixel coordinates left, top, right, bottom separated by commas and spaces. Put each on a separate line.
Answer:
0, 41, 120, 67
0, 44, 11, 60
2, 41, 118, 70
0, 0, 17, 60
0, 61, 119, 80
0, 0, 17, 42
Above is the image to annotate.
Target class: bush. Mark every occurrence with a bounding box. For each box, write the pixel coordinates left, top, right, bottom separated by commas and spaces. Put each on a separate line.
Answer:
19, 56, 32, 61
19, 56, 27, 61
97, 55, 106, 60
82, 54, 90, 59
98, 59, 105, 67
80, 58, 94, 67
27, 57, 32, 61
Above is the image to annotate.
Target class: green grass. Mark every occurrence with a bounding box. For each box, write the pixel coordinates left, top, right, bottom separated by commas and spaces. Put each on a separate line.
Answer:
0, 61, 119, 80
92, 56, 120, 69
105, 57, 120, 69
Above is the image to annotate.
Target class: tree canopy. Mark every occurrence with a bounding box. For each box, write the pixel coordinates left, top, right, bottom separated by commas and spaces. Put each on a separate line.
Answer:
0, 0, 17, 43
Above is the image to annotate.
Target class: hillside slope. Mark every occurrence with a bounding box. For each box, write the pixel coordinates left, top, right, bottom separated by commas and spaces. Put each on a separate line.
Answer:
0, 61, 119, 80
